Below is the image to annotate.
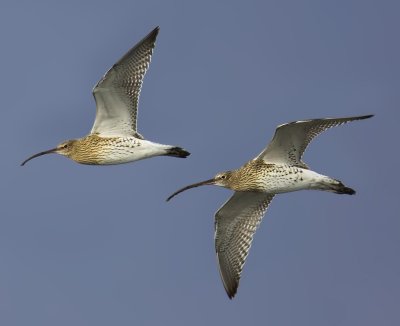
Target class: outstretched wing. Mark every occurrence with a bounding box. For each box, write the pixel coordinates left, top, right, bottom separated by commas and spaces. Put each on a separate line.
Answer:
215, 191, 274, 299
255, 115, 373, 168
91, 27, 159, 137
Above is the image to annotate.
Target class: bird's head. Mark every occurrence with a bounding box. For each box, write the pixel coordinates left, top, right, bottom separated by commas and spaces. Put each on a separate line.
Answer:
213, 171, 234, 186
21, 139, 77, 166
54, 140, 77, 157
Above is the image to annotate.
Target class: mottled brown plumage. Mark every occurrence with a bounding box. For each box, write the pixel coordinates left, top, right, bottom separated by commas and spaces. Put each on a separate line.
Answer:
167, 114, 373, 299
48, 135, 142, 165
21, 27, 190, 166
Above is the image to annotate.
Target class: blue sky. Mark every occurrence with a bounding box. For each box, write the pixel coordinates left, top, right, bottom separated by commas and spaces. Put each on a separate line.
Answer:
1, 0, 399, 325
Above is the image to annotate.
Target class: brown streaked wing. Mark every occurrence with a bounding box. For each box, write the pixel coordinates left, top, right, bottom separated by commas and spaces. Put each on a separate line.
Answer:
255, 115, 373, 168
91, 27, 160, 137
215, 191, 275, 299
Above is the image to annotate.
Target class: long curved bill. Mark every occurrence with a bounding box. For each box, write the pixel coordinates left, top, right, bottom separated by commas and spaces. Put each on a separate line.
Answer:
21, 148, 58, 166
166, 178, 216, 201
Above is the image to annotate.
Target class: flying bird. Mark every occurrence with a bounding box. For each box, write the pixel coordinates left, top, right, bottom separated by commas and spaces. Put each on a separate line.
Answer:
22, 27, 189, 166
167, 114, 373, 298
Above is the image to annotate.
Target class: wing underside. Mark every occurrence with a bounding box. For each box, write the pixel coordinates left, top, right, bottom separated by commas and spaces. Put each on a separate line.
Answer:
91, 27, 160, 137
215, 191, 275, 298
256, 115, 373, 167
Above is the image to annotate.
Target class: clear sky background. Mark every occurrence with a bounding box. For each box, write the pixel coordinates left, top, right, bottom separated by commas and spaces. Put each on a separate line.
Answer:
1, 0, 399, 325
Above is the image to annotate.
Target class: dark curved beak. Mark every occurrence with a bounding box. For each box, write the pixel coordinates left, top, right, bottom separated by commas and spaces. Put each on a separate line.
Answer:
21, 148, 58, 166
166, 178, 216, 201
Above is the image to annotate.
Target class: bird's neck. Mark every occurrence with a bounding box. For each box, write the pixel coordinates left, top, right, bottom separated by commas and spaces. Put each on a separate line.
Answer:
228, 160, 275, 192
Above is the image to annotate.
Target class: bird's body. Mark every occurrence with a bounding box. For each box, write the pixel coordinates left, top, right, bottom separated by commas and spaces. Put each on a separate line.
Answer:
21, 26, 189, 166
54, 134, 187, 165
215, 160, 351, 194
167, 114, 372, 298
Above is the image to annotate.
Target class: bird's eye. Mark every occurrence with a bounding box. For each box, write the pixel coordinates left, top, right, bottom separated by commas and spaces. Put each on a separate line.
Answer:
62, 144, 68, 149
220, 175, 226, 179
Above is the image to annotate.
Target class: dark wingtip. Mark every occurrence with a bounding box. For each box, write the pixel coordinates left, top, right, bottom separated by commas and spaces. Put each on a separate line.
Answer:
222, 278, 238, 300
137, 26, 160, 47
227, 290, 236, 300
149, 26, 160, 39
359, 114, 374, 120
152, 26, 160, 36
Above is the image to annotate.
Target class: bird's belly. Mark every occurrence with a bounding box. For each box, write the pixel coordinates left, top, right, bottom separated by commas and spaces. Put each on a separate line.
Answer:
258, 167, 326, 194
92, 139, 170, 165
98, 150, 151, 164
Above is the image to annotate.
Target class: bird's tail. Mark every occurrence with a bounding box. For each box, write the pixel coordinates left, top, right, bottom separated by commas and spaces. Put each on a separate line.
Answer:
165, 146, 190, 158
328, 180, 356, 195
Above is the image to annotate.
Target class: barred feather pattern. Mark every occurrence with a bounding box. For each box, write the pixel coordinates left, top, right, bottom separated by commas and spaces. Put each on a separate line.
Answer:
257, 115, 373, 168
92, 27, 159, 136
109, 36, 156, 131
215, 191, 275, 299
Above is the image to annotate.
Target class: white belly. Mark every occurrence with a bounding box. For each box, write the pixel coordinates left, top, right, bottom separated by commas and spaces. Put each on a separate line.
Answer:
262, 166, 333, 194
97, 138, 171, 165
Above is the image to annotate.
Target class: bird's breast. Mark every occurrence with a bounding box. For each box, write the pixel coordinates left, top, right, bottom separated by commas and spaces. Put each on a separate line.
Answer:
71, 135, 171, 165
70, 136, 142, 165
232, 162, 309, 193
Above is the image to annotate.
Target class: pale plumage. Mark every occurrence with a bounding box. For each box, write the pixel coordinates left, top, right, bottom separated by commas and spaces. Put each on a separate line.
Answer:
167, 114, 373, 298
22, 26, 189, 166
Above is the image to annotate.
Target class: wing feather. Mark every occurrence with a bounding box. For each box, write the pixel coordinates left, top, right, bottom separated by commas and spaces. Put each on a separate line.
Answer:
91, 27, 159, 137
256, 115, 373, 167
215, 191, 274, 298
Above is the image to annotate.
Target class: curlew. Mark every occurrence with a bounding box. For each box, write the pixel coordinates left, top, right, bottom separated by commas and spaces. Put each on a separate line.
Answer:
167, 114, 373, 298
22, 27, 189, 166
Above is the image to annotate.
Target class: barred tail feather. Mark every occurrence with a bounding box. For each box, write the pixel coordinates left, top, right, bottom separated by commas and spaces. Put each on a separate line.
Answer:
166, 146, 190, 158
331, 181, 356, 195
